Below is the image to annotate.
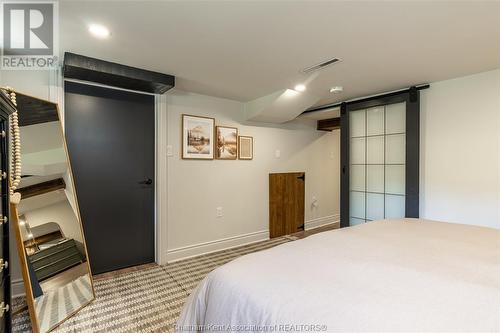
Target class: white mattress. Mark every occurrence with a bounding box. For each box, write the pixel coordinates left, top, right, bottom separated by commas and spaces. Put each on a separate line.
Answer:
177, 219, 500, 332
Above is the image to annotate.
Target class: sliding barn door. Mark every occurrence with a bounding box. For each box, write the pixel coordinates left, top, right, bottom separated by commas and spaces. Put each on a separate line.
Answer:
269, 172, 305, 238
340, 90, 419, 227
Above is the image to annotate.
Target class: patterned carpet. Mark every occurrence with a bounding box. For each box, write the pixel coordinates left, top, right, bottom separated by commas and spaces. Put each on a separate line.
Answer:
12, 236, 295, 332
35, 275, 94, 332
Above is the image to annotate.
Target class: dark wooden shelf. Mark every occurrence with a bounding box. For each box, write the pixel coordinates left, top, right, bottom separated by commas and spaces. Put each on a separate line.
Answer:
317, 117, 340, 131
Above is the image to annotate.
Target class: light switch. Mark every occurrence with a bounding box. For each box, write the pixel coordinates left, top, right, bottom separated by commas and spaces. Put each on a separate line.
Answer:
275, 150, 281, 158
216, 207, 223, 218
166, 145, 173, 157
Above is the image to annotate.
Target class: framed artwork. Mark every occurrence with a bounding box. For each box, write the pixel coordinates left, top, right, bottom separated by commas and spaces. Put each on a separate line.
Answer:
238, 136, 253, 160
216, 126, 238, 160
182, 114, 215, 159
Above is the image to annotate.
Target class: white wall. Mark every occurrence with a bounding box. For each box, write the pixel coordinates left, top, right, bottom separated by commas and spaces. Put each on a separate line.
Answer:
19, 196, 83, 244
165, 91, 340, 260
4, 68, 498, 266
0, 70, 52, 101
2, 72, 340, 285
420, 69, 500, 228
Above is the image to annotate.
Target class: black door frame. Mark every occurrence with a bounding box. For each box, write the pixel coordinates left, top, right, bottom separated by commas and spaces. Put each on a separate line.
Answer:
340, 87, 420, 228
63, 79, 161, 268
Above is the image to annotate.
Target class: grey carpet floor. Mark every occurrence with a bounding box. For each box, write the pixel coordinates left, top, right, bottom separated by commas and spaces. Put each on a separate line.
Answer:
12, 236, 295, 332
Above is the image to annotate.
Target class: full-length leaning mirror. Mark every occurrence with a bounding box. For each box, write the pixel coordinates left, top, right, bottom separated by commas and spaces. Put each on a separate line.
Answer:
8, 90, 95, 333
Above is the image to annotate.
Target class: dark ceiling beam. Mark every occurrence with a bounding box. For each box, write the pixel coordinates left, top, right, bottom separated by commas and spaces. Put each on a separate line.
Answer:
63, 52, 175, 94
17, 178, 66, 199
16, 92, 59, 126
303, 84, 430, 115
317, 117, 340, 131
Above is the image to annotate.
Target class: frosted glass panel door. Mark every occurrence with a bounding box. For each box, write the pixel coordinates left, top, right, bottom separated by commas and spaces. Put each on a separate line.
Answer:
348, 102, 406, 223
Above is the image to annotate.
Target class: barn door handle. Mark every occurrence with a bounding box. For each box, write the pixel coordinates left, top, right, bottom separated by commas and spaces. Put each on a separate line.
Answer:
138, 178, 153, 185
297, 174, 305, 181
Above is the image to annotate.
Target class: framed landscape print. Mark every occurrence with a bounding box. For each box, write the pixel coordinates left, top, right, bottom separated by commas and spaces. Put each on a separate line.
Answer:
238, 136, 253, 160
216, 126, 238, 160
182, 114, 215, 159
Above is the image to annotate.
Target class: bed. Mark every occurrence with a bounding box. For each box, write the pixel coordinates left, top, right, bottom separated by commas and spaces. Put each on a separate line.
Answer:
177, 219, 500, 332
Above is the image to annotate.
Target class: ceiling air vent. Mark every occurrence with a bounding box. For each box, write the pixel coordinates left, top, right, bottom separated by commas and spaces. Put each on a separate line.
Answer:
301, 58, 340, 74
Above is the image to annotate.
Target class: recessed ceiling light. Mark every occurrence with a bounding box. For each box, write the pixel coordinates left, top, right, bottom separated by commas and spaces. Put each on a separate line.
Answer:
89, 24, 110, 39
330, 86, 343, 94
294, 84, 306, 92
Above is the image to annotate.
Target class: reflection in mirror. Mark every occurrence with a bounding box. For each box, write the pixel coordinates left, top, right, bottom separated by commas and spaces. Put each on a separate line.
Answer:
13, 92, 94, 333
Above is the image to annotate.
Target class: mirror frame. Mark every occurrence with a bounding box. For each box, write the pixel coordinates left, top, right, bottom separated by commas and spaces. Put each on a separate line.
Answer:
9, 90, 95, 333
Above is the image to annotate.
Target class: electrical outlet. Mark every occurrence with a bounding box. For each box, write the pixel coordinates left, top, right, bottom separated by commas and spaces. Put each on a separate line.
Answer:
216, 207, 223, 218
275, 149, 281, 158
312, 196, 319, 208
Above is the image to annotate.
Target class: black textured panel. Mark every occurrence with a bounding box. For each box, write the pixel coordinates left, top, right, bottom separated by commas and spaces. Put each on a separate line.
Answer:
16, 93, 59, 126
63, 52, 175, 94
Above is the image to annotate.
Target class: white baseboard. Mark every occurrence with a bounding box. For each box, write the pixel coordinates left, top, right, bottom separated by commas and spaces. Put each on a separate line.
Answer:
166, 214, 340, 263
166, 229, 269, 263
305, 214, 340, 230
12, 278, 25, 298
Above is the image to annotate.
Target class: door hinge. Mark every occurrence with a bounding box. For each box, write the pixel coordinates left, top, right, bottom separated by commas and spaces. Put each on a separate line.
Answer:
297, 174, 305, 181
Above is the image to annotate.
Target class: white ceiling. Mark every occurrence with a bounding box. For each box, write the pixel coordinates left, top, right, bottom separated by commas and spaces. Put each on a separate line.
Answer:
59, 1, 500, 107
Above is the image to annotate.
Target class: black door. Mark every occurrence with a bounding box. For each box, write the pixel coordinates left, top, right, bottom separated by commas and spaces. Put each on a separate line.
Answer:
64, 81, 155, 274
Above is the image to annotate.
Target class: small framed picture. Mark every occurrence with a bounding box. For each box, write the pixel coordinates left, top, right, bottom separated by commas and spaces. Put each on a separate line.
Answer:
216, 126, 238, 160
238, 136, 253, 160
182, 114, 215, 159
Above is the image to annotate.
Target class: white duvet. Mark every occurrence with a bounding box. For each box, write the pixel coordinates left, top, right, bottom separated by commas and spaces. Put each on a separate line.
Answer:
177, 219, 500, 332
